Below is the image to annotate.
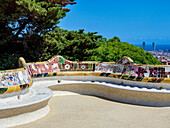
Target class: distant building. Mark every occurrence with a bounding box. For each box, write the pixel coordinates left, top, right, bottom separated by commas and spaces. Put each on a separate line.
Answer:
152, 42, 155, 51
142, 42, 145, 50
161, 60, 168, 65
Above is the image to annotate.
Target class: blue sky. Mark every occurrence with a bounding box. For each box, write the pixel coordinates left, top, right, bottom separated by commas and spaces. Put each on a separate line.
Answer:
59, 0, 170, 44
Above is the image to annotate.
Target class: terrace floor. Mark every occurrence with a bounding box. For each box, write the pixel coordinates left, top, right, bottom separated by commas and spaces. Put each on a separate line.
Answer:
14, 94, 170, 128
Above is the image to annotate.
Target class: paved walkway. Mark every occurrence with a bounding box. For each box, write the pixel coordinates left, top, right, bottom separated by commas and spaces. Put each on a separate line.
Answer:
15, 94, 170, 128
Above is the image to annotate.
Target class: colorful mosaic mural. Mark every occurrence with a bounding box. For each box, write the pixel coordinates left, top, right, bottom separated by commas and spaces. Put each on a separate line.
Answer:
26, 55, 95, 76
0, 68, 32, 94
1, 55, 170, 96
119, 57, 170, 78
22, 55, 170, 79
0, 68, 31, 87
95, 64, 124, 74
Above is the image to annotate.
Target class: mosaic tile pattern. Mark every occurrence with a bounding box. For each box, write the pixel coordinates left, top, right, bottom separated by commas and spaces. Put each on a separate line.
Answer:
0, 68, 32, 94
1, 55, 170, 95
23, 55, 170, 80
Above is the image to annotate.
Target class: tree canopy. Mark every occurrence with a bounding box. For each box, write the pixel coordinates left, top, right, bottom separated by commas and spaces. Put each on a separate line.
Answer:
0, 0, 75, 69
91, 37, 162, 65
0, 0, 75, 44
38, 28, 106, 61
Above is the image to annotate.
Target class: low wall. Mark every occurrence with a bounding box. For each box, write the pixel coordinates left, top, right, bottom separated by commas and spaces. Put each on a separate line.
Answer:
33, 74, 170, 89
21, 55, 170, 80
32, 76, 170, 107
0, 67, 33, 97
0, 88, 29, 99
48, 80, 170, 107
0, 99, 49, 118
0, 82, 53, 120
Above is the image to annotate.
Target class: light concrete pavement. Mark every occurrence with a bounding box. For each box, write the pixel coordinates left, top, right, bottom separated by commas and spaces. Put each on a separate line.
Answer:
15, 94, 170, 128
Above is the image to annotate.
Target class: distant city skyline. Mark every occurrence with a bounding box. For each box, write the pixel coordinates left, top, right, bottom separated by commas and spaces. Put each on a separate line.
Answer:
59, 0, 170, 44
135, 43, 170, 51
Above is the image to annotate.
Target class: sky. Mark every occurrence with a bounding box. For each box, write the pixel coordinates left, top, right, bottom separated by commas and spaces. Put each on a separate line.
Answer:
59, 0, 170, 45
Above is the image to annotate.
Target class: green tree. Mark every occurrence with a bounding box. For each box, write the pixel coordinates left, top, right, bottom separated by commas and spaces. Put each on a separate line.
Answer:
91, 36, 162, 65
39, 28, 106, 61
0, 0, 75, 46
0, 0, 75, 69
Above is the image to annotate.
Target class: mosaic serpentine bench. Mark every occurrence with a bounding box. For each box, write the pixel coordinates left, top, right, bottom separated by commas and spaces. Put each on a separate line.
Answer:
0, 55, 170, 99
19, 55, 170, 85
1, 55, 169, 97
48, 79, 170, 107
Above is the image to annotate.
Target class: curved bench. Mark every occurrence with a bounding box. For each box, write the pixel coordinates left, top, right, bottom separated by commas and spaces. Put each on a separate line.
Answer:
0, 81, 53, 128
33, 72, 170, 89
0, 66, 52, 127
34, 76, 170, 107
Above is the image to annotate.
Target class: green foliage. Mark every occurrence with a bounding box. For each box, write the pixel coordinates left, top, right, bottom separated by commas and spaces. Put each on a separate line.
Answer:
0, 0, 74, 69
0, 0, 70, 41
0, 54, 19, 70
91, 37, 162, 65
39, 28, 106, 61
